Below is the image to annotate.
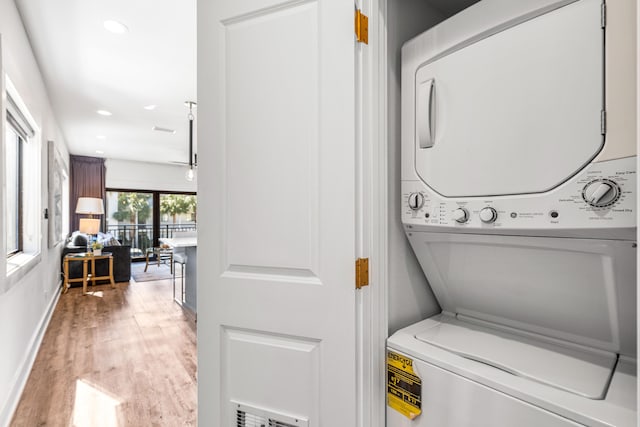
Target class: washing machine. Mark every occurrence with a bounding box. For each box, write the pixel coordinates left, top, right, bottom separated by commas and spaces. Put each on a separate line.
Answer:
388, 0, 637, 426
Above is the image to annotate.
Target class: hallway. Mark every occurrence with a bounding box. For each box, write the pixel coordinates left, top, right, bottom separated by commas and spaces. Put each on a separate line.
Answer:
10, 276, 196, 426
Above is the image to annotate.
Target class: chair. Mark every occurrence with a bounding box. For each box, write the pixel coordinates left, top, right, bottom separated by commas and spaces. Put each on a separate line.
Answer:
173, 253, 187, 303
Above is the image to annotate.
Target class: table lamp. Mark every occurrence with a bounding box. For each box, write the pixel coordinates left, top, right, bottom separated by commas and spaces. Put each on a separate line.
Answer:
76, 197, 104, 252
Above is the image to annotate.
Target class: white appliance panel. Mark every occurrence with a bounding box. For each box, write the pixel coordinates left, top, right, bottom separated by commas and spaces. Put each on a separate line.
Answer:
387, 350, 584, 427
406, 232, 637, 356
403, 156, 636, 238
413, 0, 603, 197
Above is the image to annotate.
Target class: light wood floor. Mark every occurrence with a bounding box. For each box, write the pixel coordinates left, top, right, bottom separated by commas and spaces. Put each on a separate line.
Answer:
10, 273, 197, 427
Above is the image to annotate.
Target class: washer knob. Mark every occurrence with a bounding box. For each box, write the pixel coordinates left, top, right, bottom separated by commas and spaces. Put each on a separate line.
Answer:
452, 208, 469, 223
479, 207, 498, 223
582, 179, 620, 207
408, 192, 424, 211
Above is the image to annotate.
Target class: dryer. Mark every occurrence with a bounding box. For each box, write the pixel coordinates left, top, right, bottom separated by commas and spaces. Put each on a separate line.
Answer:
388, 0, 637, 426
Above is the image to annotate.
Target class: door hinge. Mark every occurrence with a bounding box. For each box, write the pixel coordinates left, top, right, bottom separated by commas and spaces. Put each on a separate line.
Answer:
355, 9, 369, 44
601, 110, 607, 135
601, 2, 606, 28
356, 258, 369, 289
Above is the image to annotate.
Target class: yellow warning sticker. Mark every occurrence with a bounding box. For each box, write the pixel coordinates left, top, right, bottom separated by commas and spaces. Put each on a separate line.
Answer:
387, 350, 422, 420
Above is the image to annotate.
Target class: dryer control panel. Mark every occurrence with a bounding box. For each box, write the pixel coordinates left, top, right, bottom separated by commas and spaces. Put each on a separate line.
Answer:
402, 157, 636, 237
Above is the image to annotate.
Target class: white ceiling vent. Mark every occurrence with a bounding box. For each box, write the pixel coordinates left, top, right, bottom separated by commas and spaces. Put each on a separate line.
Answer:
233, 402, 308, 427
152, 126, 176, 134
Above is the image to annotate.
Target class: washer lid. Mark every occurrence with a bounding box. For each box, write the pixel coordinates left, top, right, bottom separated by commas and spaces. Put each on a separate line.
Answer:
414, 315, 617, 399
413, 0, 603, 197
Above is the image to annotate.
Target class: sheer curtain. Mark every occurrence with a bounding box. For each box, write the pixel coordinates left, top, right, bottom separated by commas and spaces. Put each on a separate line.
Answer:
69, 155, 106, 232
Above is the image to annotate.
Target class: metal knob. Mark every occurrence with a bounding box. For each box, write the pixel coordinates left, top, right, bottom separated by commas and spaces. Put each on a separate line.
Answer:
452, 208, 469, 223
408, 193, 424, 211
582, 179, 620, 207
479, 207, 497, 223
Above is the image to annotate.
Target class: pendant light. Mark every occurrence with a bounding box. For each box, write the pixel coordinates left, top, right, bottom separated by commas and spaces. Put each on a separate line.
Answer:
185, 101, 197, 181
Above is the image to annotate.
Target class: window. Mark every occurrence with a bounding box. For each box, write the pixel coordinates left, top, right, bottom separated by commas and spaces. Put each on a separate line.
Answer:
106, 191, 154, 258
4, 78, 41, 282
105, 190, 197, 258
5, 122, 24, 256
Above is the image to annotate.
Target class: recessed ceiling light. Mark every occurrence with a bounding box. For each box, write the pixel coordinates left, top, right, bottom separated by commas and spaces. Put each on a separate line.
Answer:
96, 110, 112, 116
144, 104, 157, 111
152, 126, 176, 134
104, 20, 129, 34
96, 150, 105, 154
96, 135, 106, 140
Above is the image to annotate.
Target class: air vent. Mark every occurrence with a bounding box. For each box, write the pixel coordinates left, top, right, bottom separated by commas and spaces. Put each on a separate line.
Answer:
152, 126, 176, 134
233, 402, 308, 427
236, 410, 268, 427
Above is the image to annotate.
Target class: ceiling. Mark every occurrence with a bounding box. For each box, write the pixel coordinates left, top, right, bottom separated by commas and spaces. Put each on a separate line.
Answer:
15, 0, 197, 166
13, 0, 476, 167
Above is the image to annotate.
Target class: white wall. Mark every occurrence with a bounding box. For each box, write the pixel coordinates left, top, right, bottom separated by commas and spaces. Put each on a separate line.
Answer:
0, 0, 70, 424
105, 158, 197, 192
386, 0, 447, 334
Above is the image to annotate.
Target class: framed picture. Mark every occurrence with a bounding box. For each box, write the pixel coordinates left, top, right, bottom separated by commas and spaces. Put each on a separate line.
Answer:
48, 140, 67, 247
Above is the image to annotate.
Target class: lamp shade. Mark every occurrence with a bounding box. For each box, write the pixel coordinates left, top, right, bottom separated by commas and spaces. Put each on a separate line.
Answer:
79, 218, 100, 235
76, 197, 104, 215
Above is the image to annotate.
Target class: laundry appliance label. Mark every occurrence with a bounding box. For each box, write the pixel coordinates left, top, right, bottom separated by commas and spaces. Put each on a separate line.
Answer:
387, 350, 422, 420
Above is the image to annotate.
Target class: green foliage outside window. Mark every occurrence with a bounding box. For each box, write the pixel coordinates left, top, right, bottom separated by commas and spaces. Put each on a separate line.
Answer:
160, 194, 197, 223
111, 193, 152, 224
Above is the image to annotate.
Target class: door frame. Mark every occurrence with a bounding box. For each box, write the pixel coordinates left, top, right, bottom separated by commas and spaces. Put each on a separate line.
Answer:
357, 0, 388, 425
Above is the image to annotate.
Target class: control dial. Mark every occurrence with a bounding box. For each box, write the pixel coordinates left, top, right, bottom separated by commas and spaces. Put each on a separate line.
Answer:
479, 207, 498, 224
582, 179, 621, 208
408, 192, 424, 211
452, 208, 469, 223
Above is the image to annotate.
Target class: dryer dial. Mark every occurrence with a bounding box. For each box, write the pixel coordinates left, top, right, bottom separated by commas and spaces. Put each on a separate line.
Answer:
452, 208, 469, 223
408, 192, 424, 210
582, 179, 620, 207
479, 207, 498, 223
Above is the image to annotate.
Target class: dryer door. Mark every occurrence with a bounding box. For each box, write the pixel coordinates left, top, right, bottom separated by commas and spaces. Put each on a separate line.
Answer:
413, 0, 604, 197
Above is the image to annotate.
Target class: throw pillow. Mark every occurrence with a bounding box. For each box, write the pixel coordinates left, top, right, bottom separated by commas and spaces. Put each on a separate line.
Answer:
72, 233, 88, 247
103, 236, 121, 246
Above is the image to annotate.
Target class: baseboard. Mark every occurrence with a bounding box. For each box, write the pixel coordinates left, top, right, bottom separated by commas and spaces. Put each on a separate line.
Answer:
0, 282, 61, 427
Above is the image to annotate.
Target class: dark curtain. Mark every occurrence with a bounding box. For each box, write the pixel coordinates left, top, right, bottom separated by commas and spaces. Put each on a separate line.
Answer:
69, 155, 106, 232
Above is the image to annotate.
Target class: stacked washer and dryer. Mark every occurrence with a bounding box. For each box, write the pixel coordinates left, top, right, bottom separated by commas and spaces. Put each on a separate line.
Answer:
388, 0, 637, 426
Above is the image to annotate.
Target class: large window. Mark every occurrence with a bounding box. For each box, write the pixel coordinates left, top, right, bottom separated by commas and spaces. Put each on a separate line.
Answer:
5, 123, 23, 256
159, 193, 197, 237
105, 190, 196, 258
106, 191, 154, 258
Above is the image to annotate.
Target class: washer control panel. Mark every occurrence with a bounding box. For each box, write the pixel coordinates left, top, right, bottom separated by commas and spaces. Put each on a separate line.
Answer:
403, 157, 636, 231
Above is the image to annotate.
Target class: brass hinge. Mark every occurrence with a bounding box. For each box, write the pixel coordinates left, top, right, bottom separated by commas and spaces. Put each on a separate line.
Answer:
356, 258, 369, 289
355, 9, 369, 44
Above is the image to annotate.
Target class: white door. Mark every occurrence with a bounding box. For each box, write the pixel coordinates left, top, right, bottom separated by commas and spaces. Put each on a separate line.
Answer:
197, 0, 357, 426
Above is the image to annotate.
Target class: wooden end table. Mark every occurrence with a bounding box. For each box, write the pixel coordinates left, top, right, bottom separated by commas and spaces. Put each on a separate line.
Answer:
63, 252, 116, 295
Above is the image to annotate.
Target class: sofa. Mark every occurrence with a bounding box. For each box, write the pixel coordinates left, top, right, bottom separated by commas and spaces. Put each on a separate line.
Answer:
62, 232, 131, 285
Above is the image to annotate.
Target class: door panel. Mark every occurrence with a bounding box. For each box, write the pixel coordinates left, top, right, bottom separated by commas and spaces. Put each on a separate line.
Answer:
224, 328, 319, 424
198, 0, 356, 425
225, 2, 319, 275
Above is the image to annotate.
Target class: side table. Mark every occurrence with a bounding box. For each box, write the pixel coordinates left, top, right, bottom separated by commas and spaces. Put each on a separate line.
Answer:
63, 252, 116, 295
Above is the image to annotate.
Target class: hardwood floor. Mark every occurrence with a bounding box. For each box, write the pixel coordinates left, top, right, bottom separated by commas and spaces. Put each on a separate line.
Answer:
10, 273, 196, 426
